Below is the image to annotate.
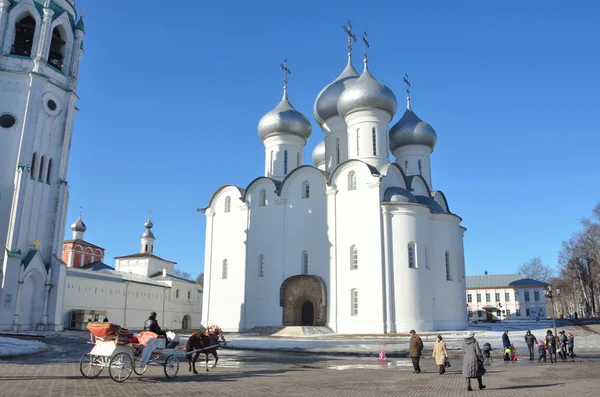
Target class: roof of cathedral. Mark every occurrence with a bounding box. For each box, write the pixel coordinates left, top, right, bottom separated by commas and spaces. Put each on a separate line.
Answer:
63, 238, 104, 250
389, 103, 437, 151
466, 274, 548, 289
337, 63, 397, 118
258, 90, 312, 142
313, 58, 359, 125
149, 271, 199, 286
113, 252, 176, 264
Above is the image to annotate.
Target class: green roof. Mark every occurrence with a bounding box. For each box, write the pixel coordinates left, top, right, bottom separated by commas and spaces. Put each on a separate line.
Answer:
466, 274, 547, 289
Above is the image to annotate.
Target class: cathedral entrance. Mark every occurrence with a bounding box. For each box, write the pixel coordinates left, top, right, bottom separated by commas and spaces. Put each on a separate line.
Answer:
182, 315, 191, 330
300, 301, 314, 326
280, 275, 327, 326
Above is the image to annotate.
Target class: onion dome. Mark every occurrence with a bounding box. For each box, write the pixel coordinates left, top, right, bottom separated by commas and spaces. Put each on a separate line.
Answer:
71, 216, 86, 233
144, 219, 153, 229
258, 90, 312, 143
312, 141, 325, 168
337, 63, 397, 119
141, 217, 155, 239
75, 17, 85, 32
389, 99, 437, 151
313, 58, 359, 125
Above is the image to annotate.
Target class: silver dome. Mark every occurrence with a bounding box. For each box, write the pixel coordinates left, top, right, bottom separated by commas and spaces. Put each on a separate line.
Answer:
313, 58, 359, 125
142, 229, 155, 239
144, 219, 153, 229
258, 91, 312, 142
71, 217, 86, 233
389, 104, 437, 151
312, 141, 325, 168
337, 64, 397, 118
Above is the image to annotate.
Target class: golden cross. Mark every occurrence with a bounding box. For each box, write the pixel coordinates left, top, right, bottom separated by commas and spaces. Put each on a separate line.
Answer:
33, 240, 40, 249
82, 9, 87, 16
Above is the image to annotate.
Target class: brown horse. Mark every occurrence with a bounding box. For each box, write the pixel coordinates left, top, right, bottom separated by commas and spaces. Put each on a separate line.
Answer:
186, 332, 219, 374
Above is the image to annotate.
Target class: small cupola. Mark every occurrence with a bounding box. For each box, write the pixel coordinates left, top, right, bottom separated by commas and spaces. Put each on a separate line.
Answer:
71, 216, 86, 240
140, 213, 155, 254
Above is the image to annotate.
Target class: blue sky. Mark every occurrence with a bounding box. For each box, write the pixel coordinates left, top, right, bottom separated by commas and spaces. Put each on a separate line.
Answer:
67, 0, 600, 279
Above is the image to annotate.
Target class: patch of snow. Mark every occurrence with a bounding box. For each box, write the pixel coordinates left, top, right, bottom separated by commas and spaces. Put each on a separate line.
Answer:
0, 337, 48, 357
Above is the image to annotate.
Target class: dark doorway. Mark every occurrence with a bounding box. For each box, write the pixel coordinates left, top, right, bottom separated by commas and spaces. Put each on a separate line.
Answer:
12, 16, 36, 56
486, 311, 492, 321
301, 301, 314, 326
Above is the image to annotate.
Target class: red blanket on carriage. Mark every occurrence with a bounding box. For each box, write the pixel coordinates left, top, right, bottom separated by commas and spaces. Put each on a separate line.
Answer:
87, 322, 134, 345
135, 331, 165, 346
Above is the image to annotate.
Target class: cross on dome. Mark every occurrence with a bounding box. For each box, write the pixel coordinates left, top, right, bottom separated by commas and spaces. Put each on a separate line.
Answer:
280, 59, 291, 96
362, 31, 369, 64
342, 20, 356, 57
403, 73, 412, 110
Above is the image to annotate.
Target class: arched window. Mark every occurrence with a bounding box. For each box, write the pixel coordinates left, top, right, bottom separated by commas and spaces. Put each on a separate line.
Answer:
224, 196, 231, 213
48, 27, 66, 70
12, 16, 36, 56
222, 259, 228, 279
46, 158, 53, 183
38, 155, 45, 180
351, 289, 358, 316
408, 242, 416, 268
350, 245, 358, 270
259, 189, 267, 207
372, 127, 377, 156
258, 255, 264, 277
348, 171, 357, 191
284, 150, 288, 175
144, 244, 148, 252
175, 289, 180, 299
269, 151, 274, 176
302, 181, 310, 199
418, 160, 422, 175
445, 251, 451, 280
301, 251, 308, 274
336, 138, 340, 165
405, 160, 409, 175
30, 152, 37, 179
297, 152, 300, 168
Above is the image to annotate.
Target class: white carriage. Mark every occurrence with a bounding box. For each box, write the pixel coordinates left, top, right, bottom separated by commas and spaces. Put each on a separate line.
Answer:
79, 335, 180, 382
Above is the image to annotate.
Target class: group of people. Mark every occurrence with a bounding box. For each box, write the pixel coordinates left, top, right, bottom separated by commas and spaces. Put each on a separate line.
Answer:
505, 329, 576, 363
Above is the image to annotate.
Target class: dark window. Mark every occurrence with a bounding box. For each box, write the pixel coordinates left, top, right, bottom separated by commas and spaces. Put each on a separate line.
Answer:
467, 294, 472, 303
46, 158, 52, 183
418, 160, 422, 175
48, 27, 65, 70
495, 293, 500, 301
526, 308, 530, 316
336, 138, 340, 165
516, 309, 521, 316
187, 291, 191, 299
284, 150, 288, 174
524, 291, 530, 302
0, 114, 16, 128
505, 292, 510, 302
11, 16, 36, 56
477, 310, 482, 318
476, 293, 481, 303
47, 100, 57, 111
38, 155, 45, 179
515, 291, 520, 301
30, 152, 37, 179
372, 127, 377, 156
468, 310, 473, 318
485, 293, 490, 302
534, 291, 540, 301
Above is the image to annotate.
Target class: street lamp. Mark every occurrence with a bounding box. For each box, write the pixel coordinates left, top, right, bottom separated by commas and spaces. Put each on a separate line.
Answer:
544, 285, 561, 338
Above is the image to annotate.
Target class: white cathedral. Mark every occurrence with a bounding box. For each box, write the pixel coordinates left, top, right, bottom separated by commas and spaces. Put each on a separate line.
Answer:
0, 0, 83, 331
200, 27, 468, 334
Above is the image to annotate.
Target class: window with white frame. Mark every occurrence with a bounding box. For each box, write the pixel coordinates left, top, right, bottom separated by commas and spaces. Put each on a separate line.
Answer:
224, 196, 231, 213
258, 255, 265, 277
284, 150, 288, 174
348, 171, 357, 191
372, 127, 377, 156
467, 294, 472, 303
301, 251, 308, 274
350, 245, 358, 270
408, 242, 416, 268
259, 189, 267, 207
302, 181, 310, 199
351, 289, 358, 316
445, 251, 451, 280
222, 259, 228, 279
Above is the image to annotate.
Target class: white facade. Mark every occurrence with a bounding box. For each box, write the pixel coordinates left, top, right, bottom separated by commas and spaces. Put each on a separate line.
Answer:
0, 0, 84, 331
62, 218, 203, 330
200, 43, 468, 334
466, 274, 548, 321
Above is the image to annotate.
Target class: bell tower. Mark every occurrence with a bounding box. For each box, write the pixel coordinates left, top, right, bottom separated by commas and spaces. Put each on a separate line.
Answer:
0, 0, 85, 331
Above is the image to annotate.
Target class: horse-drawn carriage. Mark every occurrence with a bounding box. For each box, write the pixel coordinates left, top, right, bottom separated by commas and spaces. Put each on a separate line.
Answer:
79, 322, 180, 382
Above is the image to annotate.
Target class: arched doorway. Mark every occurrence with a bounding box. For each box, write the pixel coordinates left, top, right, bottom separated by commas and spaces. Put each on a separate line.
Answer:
300, 301, 314, 326
20, 270, 44, 330
182, 315, 191, 330
280, 275, 327, 326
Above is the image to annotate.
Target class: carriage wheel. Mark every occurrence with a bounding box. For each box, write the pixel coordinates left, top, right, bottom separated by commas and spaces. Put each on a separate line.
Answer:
79, 352, 104, 379
133, 356, 148, 375
109, 353, 133, 383
164, 355, 179, 378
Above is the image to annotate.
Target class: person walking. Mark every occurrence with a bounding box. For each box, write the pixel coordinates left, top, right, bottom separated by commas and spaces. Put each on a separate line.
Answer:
567, 332, 575, 360
432, 335, 448, 374
502, 330, 511, 361
558, 331, 568, 360
524, 330, 537, 361
409, 329, 424, 373
545, 330, 557, 363
462, 331, 486, 391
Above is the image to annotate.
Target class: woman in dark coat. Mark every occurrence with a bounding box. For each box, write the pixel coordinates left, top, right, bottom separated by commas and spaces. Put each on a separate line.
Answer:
545, 330, 557, 363
462, 331, 486, 391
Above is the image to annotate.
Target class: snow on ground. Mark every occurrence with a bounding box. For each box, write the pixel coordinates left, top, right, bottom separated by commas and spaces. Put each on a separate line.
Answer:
0, 337, 48, 357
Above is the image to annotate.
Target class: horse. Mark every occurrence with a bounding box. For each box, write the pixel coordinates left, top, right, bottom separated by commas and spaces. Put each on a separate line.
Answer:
186, 332, 220, 374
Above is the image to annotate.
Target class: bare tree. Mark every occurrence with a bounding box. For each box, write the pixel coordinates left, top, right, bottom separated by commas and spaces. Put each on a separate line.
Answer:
173, 269, 192, 281
196, 272, 204, 287
518, 257, 554, 282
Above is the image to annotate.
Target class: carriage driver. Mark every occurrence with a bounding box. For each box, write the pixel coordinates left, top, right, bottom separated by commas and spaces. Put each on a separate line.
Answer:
144, 311, 168, 346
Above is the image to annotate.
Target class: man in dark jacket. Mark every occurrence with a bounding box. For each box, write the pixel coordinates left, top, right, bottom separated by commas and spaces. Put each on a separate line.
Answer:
524, 330, 537, 361
144, 311, 168, 345
545, 330, 557, 363
502, 330, 511, 360
409, 330, 424, 373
